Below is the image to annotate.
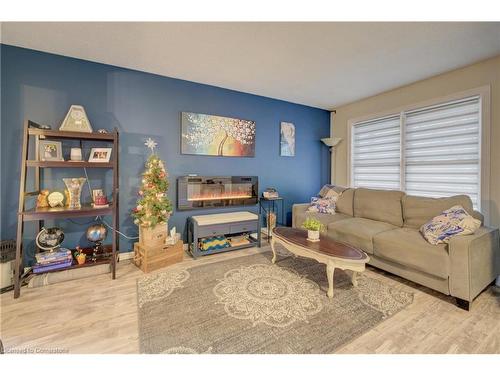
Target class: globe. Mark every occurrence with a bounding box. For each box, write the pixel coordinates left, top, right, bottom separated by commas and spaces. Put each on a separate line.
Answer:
86, 223, 107, 243
36, 227, 65, 251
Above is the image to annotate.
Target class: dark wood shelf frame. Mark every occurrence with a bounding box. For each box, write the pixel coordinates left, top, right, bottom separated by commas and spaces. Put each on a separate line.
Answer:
26, 160, 114, 168
13, 121, 120, 298
34, 257, 113, 275
21, 204, 114, 221
28, 125, 115, 141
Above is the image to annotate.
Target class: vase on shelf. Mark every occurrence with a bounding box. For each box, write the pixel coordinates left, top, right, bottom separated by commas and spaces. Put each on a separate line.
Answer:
63, 178, 86, 209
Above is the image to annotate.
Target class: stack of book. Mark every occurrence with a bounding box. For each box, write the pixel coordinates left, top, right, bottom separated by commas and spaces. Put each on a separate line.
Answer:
33, 248, 73, 273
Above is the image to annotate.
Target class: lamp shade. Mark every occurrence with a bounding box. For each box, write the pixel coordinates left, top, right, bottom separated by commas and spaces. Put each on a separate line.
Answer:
321, 137, 342, 148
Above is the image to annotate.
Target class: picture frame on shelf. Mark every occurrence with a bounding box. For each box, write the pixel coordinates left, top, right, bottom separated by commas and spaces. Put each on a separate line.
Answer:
59, 105, 93, 133
92, 189, 109, 208
88, 148, 112, 163
39, 140, 64, 161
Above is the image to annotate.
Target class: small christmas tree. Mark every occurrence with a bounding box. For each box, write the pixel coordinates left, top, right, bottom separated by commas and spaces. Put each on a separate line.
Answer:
132, 138, 172, 228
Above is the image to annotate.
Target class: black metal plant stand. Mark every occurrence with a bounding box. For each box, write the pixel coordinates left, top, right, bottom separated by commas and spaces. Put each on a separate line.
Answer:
258, 197, 284, 244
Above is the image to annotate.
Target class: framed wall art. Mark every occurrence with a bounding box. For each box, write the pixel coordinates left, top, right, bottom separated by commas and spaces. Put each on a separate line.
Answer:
280, 121, 295, 157
39, 140, 64, 161
181, 112, 256, 157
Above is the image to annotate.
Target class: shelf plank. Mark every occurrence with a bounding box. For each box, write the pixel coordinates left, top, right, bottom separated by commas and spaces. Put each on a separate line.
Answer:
28, 127, 115, 141
33, 257, 112, 275
21, 204, 114, 221
26, 160, 113, 168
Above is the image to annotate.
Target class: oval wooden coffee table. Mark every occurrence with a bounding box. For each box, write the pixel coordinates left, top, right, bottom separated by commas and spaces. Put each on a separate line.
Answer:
270, 227, 369, 298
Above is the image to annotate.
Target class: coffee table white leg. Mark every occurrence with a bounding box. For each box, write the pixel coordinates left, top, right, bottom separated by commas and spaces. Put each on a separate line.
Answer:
326, 262, 335, 298
270, 236, 277, 264
351, 271, 358, 287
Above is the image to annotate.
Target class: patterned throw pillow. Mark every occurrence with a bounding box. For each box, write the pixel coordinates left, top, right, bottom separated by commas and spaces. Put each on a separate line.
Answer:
318, 184, 345, 199
307, 196, 337, 215
420, 205, 481, 245
318, 184, 335, 198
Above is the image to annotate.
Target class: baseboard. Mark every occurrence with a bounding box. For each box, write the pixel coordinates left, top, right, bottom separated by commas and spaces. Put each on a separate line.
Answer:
119, 251, 135, 261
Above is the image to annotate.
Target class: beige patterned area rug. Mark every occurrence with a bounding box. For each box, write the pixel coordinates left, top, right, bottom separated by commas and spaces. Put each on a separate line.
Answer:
137, 250, 414, 354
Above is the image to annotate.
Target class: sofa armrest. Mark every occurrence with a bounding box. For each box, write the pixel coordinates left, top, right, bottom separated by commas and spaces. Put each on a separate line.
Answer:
448, 226, 500, 302
292, 203, 310, 228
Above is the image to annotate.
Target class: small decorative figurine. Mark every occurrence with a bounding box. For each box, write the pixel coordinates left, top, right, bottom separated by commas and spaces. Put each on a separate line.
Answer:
75, 246, 86, 265
47, 191, 65, 208
36, 190, 50, 208
28, 121, 51, 130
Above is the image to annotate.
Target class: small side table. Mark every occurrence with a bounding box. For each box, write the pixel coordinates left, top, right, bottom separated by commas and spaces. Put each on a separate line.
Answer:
258, 197, 284, 244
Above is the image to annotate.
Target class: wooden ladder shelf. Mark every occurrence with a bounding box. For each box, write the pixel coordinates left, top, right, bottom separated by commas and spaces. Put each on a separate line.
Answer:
13, 120, 120, 298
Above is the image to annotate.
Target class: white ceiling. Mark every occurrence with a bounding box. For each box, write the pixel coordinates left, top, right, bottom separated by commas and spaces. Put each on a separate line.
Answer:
2, 22, 500, 109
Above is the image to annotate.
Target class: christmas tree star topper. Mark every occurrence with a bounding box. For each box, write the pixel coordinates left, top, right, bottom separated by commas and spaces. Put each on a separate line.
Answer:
144, 138, 157, 154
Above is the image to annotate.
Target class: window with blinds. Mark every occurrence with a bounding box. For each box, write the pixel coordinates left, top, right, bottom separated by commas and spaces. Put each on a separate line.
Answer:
404, 98, 480, 208
351, 115, 401, 190
351, 96, 481, 209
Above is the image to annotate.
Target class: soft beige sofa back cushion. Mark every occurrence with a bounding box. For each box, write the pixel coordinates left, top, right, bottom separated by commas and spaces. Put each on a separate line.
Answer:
354, 188, 405, 227
403, 194, 474, 229
336, 188, 355, 217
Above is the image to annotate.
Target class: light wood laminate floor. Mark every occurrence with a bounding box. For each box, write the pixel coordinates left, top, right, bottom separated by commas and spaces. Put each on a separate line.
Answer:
1, 246, 499, 354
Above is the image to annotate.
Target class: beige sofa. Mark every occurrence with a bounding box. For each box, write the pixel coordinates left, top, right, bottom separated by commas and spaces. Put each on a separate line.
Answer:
292, 187, 500, 310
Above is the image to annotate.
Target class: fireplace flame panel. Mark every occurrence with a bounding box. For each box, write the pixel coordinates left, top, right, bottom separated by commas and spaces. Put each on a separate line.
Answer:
177, 176, 258, 210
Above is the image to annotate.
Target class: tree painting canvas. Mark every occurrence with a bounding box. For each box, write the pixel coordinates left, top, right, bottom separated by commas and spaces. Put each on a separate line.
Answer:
181, 112, 256, 157
280, 121, 295, 156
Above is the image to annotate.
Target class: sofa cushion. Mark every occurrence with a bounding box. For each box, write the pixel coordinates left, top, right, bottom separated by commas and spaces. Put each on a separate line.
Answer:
373, 227, 449, 279
336, 188, 354, 217
354, 188, 404, 227
295, 211, 351, 229
327, 217, 397, 254
403, 194, 475, 229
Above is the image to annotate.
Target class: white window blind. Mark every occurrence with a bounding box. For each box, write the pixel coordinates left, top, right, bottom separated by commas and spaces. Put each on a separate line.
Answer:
351, 115, 401, 190
350, 96, 481, 209
404, 97, 481, 208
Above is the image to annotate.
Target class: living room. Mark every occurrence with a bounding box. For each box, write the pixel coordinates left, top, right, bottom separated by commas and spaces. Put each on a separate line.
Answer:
1, 1, 499, 371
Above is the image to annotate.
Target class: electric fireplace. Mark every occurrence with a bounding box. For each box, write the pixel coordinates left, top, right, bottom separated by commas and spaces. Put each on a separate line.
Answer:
177, 176, 258, 210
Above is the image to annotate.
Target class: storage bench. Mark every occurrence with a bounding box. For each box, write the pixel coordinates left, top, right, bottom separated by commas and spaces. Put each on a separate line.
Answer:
188, 211, 260, 258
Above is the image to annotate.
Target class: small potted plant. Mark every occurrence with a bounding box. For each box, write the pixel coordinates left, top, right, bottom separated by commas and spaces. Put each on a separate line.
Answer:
302, 217, 325, 242
75, 246, 86, 265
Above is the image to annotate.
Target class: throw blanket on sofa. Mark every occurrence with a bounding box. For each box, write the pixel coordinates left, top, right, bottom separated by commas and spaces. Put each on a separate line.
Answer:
420, 205, 481, 245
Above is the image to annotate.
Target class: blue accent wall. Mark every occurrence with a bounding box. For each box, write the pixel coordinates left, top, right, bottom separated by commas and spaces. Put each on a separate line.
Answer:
1, 44, 331, 255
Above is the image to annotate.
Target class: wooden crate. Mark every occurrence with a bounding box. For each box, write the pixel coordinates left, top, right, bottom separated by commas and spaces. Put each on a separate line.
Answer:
133, 240, 183, 273
139, 223, 168, 247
